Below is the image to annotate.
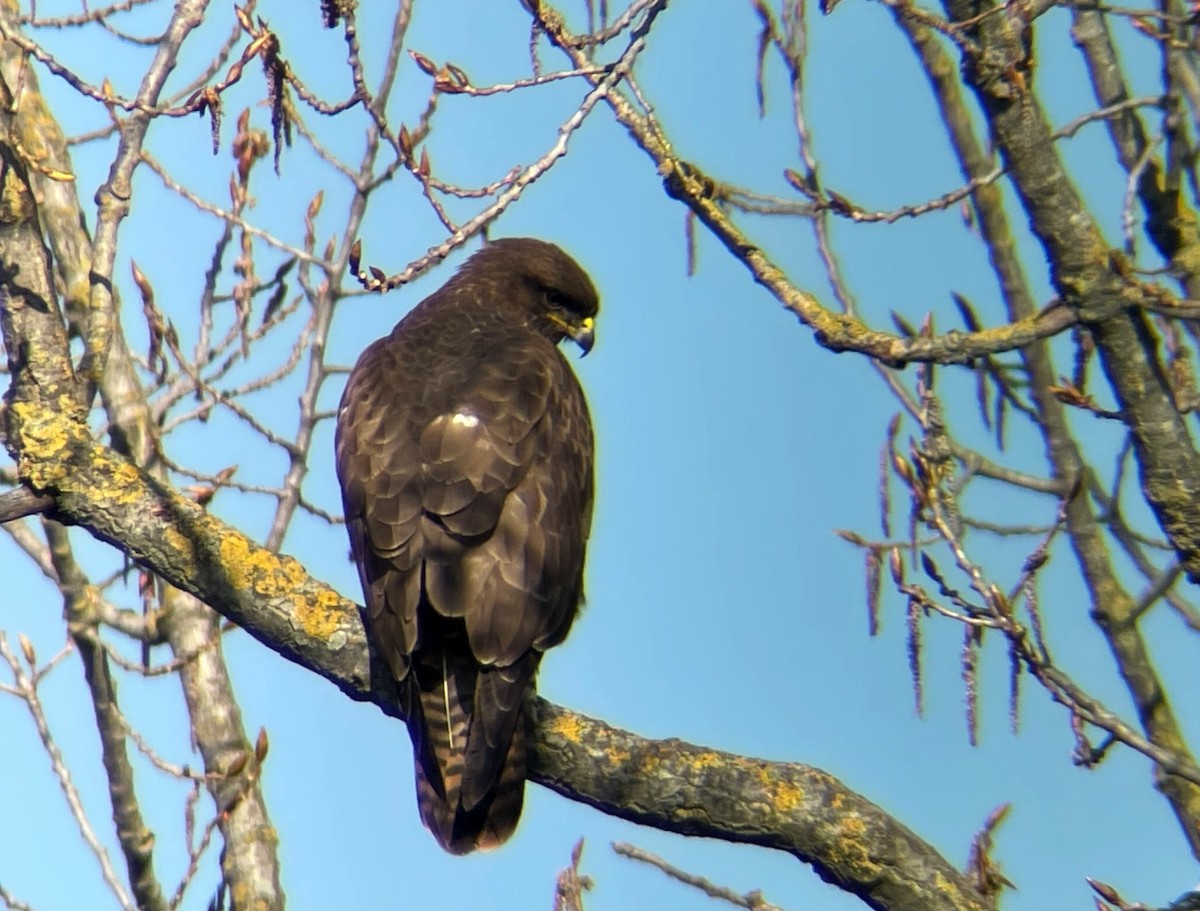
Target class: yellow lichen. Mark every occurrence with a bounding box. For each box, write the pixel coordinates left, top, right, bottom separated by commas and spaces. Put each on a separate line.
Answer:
88, 447, 147, 506
109, 459, 142, 486
839, 815, 867, 838
753, 764, 803, 811
218, 531, 306, 595
11, 402, 72, 483
163, 523, 196, 566
0, 162, 34, 222
829, 814, 879, 874
294, 588, 343, 640
772, 778, 802, 812
549, 712, 584, 743
933, 872, 955, 894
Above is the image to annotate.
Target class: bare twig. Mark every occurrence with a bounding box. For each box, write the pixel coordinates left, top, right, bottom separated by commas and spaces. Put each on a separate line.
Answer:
0, 634, 137, 911
613, 842, 784, 911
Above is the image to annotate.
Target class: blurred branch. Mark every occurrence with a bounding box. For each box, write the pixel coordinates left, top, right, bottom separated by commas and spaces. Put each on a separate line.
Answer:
0, 486, 52, 522
613, 842, 784, 911
0, 883, 33, 911
553, 839, 592, 911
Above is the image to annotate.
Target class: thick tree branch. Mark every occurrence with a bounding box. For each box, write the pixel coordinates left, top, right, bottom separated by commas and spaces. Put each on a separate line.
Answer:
6, 4, 1196, 908
534, 702, 990, 911
160, 587, 284, 909
2, 399, 1000, 909
893, 9, 1186, 805
943, 0, 1200, 584
522, 0, 1200, 867
1069, 7, 1200, 291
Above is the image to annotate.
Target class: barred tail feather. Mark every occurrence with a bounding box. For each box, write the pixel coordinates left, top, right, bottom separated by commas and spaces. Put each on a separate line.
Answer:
473, 716, 527, 851
409, 655, 530, 854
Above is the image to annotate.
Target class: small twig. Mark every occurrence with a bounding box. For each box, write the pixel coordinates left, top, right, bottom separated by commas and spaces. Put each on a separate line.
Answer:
434, 64, 608, 97
1087, 877, 1156, 911
613, 842, 784, 911
1053, 94, 1165, 140
552, 839, 593, 911
1121, 130, 1163, 253
1128, 561, 1182, 623
351, 1, 665, 293
0, 634, 137, 911
0, 883, 34, 911
166, 808, 222, 911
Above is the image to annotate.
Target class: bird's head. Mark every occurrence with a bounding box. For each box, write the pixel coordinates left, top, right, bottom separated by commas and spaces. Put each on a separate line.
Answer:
468, 237, 599, 355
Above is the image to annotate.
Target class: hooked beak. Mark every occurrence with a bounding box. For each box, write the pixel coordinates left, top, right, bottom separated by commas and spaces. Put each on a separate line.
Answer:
570, 316, 596, 357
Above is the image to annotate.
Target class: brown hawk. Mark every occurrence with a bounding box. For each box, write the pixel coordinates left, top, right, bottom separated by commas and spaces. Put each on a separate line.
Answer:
335, 238, 598, 854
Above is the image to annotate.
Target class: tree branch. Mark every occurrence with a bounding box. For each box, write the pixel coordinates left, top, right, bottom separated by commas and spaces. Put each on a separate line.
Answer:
944, 0, 1200, 857
0, 28, 286, 900
0, 485, 52, 522
535, 702, 989, 911
525, 2, 1086, 369
45, 520, 168, 911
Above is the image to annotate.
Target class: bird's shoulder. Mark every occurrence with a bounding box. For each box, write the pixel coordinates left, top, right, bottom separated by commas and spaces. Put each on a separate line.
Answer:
337, 310, 590, 512
354, 303, 575, 416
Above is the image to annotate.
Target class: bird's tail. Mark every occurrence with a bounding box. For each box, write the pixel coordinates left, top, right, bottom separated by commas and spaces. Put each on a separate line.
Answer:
408, 653, 532, 854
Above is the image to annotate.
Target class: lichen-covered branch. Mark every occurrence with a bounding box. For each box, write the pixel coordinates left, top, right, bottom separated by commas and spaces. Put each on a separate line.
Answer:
534, 702, 990, 911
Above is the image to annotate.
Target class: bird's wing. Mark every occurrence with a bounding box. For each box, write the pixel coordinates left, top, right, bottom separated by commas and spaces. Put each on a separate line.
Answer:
417, 333, 592, 660
335, 331, 426, 680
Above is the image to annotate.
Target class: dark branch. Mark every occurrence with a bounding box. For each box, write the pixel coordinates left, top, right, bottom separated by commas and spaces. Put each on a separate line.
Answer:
0, 486, 54, 523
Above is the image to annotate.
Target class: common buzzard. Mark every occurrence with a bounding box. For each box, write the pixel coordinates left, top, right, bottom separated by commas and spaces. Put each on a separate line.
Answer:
335, 238, 598, 853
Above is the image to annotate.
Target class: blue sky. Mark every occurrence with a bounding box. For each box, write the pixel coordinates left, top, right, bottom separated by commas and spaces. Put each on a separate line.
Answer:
1, 2, 1196, 909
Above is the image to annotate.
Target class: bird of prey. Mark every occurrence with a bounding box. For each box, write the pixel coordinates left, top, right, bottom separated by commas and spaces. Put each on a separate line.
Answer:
335, 238, 598, 854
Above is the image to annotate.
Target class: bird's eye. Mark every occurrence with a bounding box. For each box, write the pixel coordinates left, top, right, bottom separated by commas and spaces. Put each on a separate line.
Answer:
544, 289, 567, 310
